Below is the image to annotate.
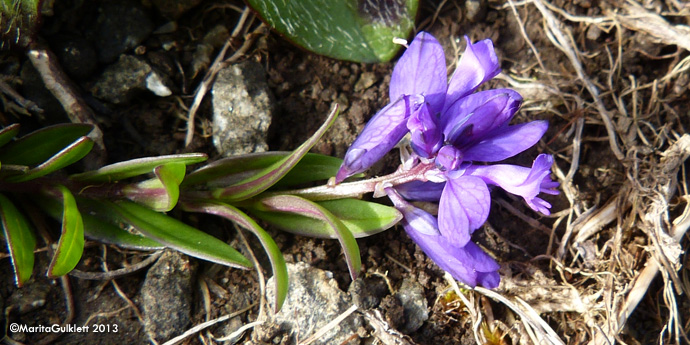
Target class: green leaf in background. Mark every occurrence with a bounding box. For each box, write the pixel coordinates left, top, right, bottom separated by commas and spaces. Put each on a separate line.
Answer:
212, 105, 339, 202
104, 200, 252, 269
0, 193, 36, 287
7, 136, 94, 182
0, 123, 20, 148
70, 153, 207, 183
250, 198, 402, 238
181, 200, 288, 312
0, 123, 92, 166
47, 185, 85, 278
258, 195, 361, 280
247, 0, 418, 62
0, 0, 41, 49
122, 162, 186, 212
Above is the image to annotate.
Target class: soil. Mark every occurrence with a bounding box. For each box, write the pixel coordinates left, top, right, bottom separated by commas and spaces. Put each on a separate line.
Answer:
2, 0, 690, 344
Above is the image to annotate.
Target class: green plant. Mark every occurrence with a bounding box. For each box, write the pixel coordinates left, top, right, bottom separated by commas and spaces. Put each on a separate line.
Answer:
0, 106, 402, 312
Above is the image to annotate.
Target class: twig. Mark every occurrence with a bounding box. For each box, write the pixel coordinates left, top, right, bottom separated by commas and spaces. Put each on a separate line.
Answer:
26, 42, 106, 168
68, 250, 163, 280
0, 78, 43, 113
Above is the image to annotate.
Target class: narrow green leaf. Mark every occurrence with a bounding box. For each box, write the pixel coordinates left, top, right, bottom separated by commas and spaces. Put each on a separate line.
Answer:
122, 162, 186, 212
47, 185, 85, 278
246, 0, 418, 62
7, 136, 94, 182
213, 105, 339, 202
0, 193, 36, 286
0, 123, 92, 166
259, 195, 361, 280
181, 200, 288, 312
184, 152, 346, 188
70, 153, 208, 182
35, 196, 164, 250
82, 213, 164, 250
104, 200, 252, 269
0, 123, 20, 148
250, 198, 402, 238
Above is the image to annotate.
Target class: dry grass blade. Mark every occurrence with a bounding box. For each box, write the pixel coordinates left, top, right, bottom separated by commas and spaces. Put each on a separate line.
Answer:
609, 1, 690, 52
531, 0, 624, 160
475, 287, 565, 345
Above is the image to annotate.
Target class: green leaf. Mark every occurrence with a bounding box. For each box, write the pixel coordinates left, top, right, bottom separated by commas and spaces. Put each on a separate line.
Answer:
246, 0, 418, 62
258, 195, 361, 280
7, 136, 94, 182
104, 200, 252, 269
183, 152, 346, 188
181, 200, 288, 312
212, 105, 339, 202
47, 185, 85, 278
70, 153, 208, 182
0, 123, 20, 148
0, 193, 36, 286
35, 196, 163, 250
122, 162, 186, 212
250, 198, 401, 238
0, 123, 92, 166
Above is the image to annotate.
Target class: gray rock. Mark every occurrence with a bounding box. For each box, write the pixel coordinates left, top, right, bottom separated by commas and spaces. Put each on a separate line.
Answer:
394, 278, 428, 334
94, 0, 153, 63
212, 60, 274, 156
259, 262, 361, 345
348, 276, 389, 310
141, 251, 195, 342
91, 55, 172, 104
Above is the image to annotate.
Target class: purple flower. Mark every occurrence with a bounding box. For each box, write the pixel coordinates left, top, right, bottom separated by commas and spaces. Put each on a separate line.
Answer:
336, 31, 559, 288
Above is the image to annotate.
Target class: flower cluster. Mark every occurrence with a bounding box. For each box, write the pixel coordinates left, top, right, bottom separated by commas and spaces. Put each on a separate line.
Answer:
335, 32, 559, 288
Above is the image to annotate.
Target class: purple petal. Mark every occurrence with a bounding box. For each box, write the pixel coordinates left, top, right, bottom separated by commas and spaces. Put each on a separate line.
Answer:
466, 154, 559, 214
396, 180, 445, 202
438, 176, 490, 247
462, 120, 548, 162
336, 97, 411, 182
403, 225, 500, 288
443, 89, 522, 146
443, 37, 500, 113
390, 32, 447, 114
436, 145, 464, 171
407, 102, 442, 158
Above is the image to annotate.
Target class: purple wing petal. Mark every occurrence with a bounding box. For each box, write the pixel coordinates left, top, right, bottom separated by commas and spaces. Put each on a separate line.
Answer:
443, 89, 522, 146
438, 176, 490, 247
336, 97, 411, 182
443, 37, 500, 113
395, 180, 445, 202
403, 225, 500, 288
390, 31, 447, 114
407, 102, 442, 158
463, 120, 548, 162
